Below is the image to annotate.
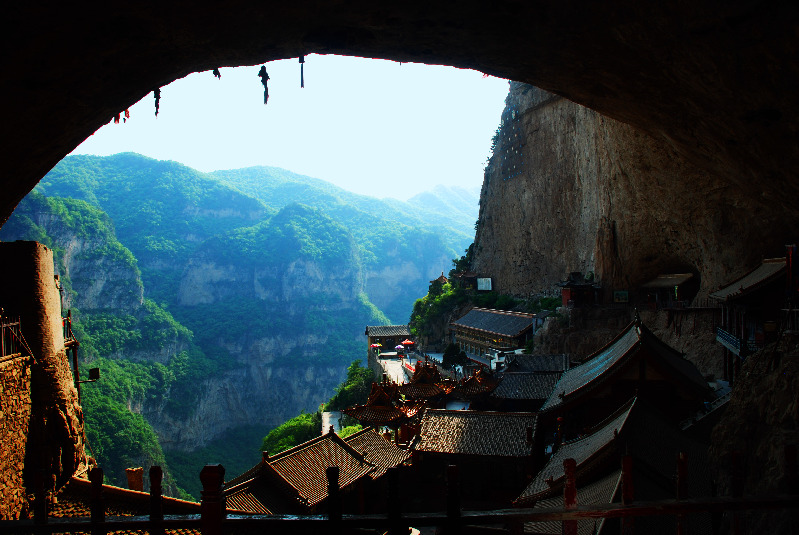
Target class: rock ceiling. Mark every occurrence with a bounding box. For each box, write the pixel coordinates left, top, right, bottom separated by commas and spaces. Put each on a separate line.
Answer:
5, 2, 798, 224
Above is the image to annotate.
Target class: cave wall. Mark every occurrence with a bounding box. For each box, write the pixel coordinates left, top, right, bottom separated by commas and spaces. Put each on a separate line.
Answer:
5, 3, 799, 229
474, 83, 799, 298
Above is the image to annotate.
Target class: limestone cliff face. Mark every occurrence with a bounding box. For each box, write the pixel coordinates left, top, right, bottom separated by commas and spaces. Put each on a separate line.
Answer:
160, 232, 369, 450
474, 83, 799, 299
25, 211, 144, 312
148, 362, 346, 450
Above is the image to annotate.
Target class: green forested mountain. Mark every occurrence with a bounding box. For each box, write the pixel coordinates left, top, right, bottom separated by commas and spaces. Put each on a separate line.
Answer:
1, 152, 477, 498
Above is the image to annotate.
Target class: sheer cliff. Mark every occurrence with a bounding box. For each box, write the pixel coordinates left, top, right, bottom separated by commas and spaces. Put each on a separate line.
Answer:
474, 83, 799, 298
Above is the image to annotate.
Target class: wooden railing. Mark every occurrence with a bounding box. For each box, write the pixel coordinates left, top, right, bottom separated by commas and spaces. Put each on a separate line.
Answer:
3, 445, 797, 535
0, 317, 27, 363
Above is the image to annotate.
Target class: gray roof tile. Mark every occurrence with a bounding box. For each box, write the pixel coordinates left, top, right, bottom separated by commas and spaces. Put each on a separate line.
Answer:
451, 308, 536, 337
413, 410, 537, 457
366, 325, 411, 337
491, 372, 562, 401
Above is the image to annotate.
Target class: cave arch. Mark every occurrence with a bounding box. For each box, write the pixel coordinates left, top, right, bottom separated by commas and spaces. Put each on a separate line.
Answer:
5, 2, 799, 225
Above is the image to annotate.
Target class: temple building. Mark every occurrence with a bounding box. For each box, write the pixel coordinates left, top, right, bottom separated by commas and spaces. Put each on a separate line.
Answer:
515, 398, 711, 535
539, 316, 712, 437
710, 257, 788, 383
223, 428, 408, 515
365, 325, 412, 357
640, 272, 699, 309
450, 308, 543, 356
411, 409, 539, 509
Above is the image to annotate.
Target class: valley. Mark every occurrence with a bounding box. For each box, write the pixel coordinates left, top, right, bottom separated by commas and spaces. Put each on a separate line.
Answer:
0, 154, 478, 496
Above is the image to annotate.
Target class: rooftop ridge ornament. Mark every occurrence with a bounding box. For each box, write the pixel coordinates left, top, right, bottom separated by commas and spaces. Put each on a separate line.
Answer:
299, 55, 305, 88
258, 65, 270, 104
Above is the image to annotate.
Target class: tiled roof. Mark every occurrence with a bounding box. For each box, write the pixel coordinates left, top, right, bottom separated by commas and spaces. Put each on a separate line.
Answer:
540, 320, 707, 412
343, 404, 408, 425
410, 360, 443, 384
541, 323, 640, 411
516, 400, 635, 504
269, 435, 373, 507
224, 432, 375, 512
451, 308, 536, 337
344, 428, 411, 479
397, 382, 443, 399
51, 476, 200, 518
517, 398, 711, 507
505, 354, 569, 372
367, 382, 397, 405
49, 476, 201, 535
710, 257, 786, 301
413, 410, 537, 457
366, 325, 411, 337
523, 470, 621, 535
491, 372, 562, 401
225, 473, 299, 514
449, 369, 499, 398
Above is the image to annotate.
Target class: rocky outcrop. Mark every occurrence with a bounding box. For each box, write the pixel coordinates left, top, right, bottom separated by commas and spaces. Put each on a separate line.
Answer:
474, 83, 799, 300
709, 333, 799, 534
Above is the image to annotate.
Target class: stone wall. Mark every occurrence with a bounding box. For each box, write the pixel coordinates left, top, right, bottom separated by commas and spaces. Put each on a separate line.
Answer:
0, 356, 32, 519
0, 241, 87, 516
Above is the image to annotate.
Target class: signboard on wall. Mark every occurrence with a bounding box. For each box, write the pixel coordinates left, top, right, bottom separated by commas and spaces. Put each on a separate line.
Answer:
477, 278, 493, 291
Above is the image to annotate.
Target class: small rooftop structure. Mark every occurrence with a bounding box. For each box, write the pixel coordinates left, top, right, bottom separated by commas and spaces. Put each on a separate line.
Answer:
430, 271, 448, 285
365, 325, 412, 356
343, 383, 409, 427
557, 272, 601, 308
365, 325, 412, 337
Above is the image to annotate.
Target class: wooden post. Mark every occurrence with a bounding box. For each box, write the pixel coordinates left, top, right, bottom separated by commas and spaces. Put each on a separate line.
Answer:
89, 467, 105, 535
676, 452, 688, 535
445, 464, 461, 535
326, 466, 342, 535
200, 464, 225, 535
150, 466, 164, 535
563, 458, 577, 535
620, 454, 634, 535
387, 466, 403, 535
33, 470, 47, 524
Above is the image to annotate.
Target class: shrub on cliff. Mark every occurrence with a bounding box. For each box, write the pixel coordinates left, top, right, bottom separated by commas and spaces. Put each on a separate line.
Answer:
323, 360, 373, 411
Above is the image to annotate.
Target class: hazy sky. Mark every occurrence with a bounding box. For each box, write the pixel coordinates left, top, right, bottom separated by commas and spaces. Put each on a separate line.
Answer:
72, 55, 509, 201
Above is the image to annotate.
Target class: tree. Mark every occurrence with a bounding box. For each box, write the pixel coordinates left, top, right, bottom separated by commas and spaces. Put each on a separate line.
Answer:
442, 343, 468, 369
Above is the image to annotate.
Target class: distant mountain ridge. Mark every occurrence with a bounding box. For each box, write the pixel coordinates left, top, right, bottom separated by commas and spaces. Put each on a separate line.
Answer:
2, 152, 478, 496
